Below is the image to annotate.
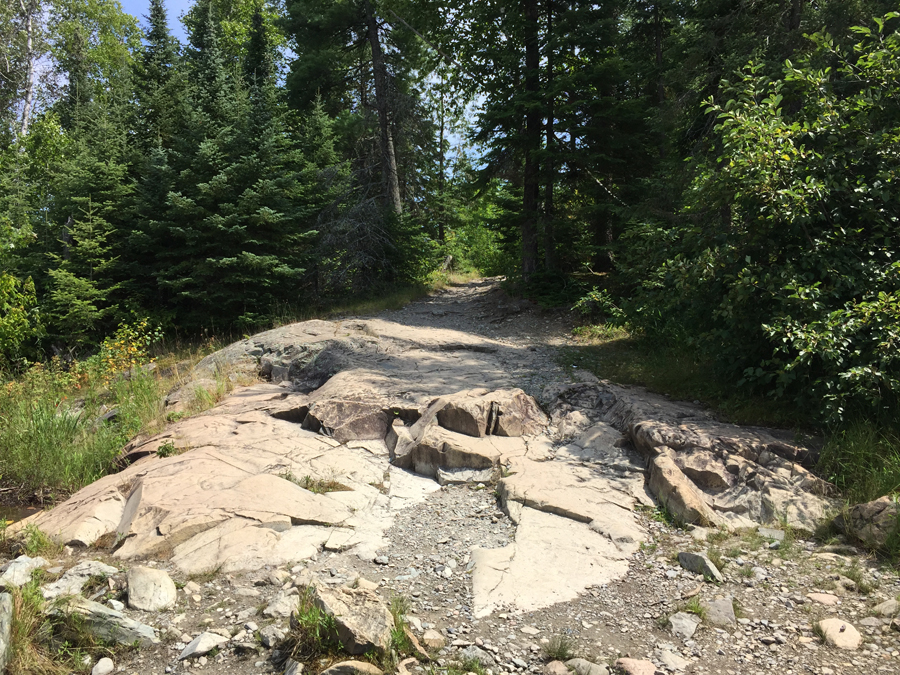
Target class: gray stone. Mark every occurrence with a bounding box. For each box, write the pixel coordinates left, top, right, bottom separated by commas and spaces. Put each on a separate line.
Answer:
872, 598, 899, 617
320, 661, 383, 675
459, 645, 496, 667
702, 596, 736, 627
127, 566, 177, 611
677, 551, 723, 583
53, 596, 158, 646
834, 496, 900, 551
259, 624, 285, 648
285, 659, 304, 675
107, 599, 125, 611
0, 555, 48, 588
42, 560, 119, 600
92, 657, 115, 675
0, 592, 12, 674
565, 657, 609, 675
179, 631, 230, 660
668, 612, 701, 640
758, 527, 785, 541
263, 590, 298, 618
653, 648, 690, 671
312, 585, 393, 655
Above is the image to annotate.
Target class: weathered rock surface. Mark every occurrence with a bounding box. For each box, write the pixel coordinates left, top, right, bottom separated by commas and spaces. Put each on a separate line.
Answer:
42, 560, 118, 600
179, 631, 230, 660
436, 388, 548, 437
669, 611, 701, 640
0, 555, 48, 588
421, 629, 446, 649
311, 585, 393, 655
0, 592, 12, 674
54, 596, 158, 646
834, 496, 900, 551
702, 596, 736, 627
91, 657, 115, 675
873, 598, 899, 617
817, 618, 861, 650
126, 566, 177, 611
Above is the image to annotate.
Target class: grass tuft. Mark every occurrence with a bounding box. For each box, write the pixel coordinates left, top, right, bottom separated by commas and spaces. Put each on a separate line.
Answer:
279, 588, 341, 668
542, 635, 576, 661
279, 472, 351, 495
682, 596, 707, 620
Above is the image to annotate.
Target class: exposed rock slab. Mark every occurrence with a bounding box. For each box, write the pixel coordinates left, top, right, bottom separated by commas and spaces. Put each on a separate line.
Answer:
471, 506, 632, 617
834, 496, 900, 551
42, 560, 118, 600
54, 596, 158, 646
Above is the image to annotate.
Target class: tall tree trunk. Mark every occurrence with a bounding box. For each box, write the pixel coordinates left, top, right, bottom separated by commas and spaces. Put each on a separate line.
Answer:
438, 71, 445, 242
543, 0, 556, 271
364, 0, 402, 216
522, 0, 541, 279
18, 0, 35, 139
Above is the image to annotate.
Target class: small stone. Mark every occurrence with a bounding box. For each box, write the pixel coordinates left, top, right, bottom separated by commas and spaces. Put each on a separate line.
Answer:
245, 621, 258, 632
197, 656, 208, 667
758, 527, 785, 541
520, 626, 540, 636
677, 552, 723, 583
92, 657, 115, 675
178, 632, 229, 660
259, 624, 286, 648
422, 629, 446, 650
816, 618, 861, 650
285, 659, 304, 675
653, 648, 690, 671
235, 587, 260, 597
614, 658, 656, 675
374, 556, 390, 565
565, 657, 608, 675
320, 661, 384, 675
185, 581, 201, 593
127, 566, 177, 612
668, 612, 701, 640
543, 662, 568, 675
107, 599, 125, 611
702, 596, 736, 627
806, 593, 839, 606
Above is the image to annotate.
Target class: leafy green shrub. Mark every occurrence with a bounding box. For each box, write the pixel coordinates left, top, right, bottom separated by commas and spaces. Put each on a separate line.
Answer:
620, 12, 900, 422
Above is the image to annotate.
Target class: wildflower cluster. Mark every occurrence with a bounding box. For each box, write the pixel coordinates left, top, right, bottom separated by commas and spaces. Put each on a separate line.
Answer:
99, 319, 163, 381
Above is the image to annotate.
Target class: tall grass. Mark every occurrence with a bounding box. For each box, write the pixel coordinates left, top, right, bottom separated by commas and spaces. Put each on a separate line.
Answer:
817, 421, 900, 505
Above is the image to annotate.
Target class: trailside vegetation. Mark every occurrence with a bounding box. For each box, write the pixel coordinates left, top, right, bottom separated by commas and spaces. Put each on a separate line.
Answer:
1, 1, 900, 507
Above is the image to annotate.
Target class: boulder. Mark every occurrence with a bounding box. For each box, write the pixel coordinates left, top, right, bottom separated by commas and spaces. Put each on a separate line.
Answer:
816, 618, 861, 650
179, 631, 230, 660
0, 592, 12, 674
127, 566, 177, 611
613, 659, 656, 675
53, 596, 158, 646
311, 585, 393, 655
834, 497, 900, 551
565, 657, 609, 675
648, 456, 724, 528
320, 661, 384, 675
42, 560, 118, 600
302, 399, 390, 443
436, 388, 548, 437
458, 645, 495, 666
677, 551, 724, 583
0, 555, 48, 589
668, 612, 700, 640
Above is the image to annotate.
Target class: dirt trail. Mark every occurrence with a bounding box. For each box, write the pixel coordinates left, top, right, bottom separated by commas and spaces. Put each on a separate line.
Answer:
6, 279, 899, 675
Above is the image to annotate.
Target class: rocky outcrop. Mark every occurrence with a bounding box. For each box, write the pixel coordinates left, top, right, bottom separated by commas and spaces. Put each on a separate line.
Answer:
311, 585, 393, 655
834, 496, 900, 551
544, 382, 833, 532
435, 388, 548, 437
42, 560, 118, 600
0, 555, 48, 589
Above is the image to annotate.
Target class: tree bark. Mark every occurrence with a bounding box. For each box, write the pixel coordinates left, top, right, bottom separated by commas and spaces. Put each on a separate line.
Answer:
18, 0, 35, 139
521, 0, 541, 279
364, 0, 402, 216
543, 0, 556, 271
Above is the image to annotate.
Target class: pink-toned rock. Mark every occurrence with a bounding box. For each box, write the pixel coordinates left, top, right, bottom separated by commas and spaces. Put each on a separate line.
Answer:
543, 661, 569, 675
614, 658, 656, 675
817, 618, 861, 650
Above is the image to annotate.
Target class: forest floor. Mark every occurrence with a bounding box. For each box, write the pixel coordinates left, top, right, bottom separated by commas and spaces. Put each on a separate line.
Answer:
4, 278, 899, 675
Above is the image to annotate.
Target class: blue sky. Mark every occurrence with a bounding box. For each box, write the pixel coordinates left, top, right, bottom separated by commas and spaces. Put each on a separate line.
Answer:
119, 0, 193, 43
